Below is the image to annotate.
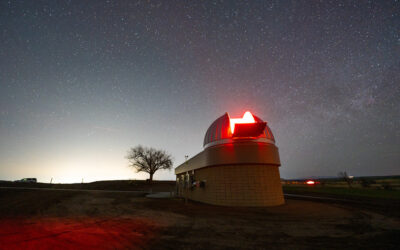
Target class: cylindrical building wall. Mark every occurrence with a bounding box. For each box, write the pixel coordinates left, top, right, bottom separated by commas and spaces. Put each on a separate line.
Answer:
177, 164, 284, 206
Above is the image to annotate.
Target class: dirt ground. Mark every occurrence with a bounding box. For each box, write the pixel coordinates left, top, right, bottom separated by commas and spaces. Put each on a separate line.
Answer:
0, 189, 399, 249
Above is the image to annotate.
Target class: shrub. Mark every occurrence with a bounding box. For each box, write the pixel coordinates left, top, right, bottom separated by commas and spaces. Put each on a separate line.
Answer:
381, 182, 393, 190
360, 178, 372, 188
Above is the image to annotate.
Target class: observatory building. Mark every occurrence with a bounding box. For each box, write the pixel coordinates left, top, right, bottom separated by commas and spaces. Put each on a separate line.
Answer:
175, 111, 284, 207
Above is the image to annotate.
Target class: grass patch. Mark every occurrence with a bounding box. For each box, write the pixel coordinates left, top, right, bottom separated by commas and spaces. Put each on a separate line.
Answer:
283, 185, 400, 200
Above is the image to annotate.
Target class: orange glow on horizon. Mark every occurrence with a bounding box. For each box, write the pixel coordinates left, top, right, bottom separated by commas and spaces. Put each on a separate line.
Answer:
229, 111, 256, 133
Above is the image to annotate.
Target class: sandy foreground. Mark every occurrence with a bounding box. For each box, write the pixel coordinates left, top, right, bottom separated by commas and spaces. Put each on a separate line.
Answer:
0, 189, 399, 249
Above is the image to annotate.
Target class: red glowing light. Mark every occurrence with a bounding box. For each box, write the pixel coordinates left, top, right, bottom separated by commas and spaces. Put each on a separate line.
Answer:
306, 180, 315, 185
229, 111, 256, 134
0, 217, 157, 249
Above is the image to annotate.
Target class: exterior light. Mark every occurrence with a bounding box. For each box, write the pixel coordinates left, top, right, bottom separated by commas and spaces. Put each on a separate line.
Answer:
306, 180, 315, 185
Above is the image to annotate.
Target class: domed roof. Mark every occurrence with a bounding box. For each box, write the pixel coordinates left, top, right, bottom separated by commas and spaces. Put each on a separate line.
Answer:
203, 111, 275, 148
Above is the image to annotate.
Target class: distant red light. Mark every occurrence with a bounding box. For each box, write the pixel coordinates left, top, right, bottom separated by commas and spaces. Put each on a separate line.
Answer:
306, 180, 315, 185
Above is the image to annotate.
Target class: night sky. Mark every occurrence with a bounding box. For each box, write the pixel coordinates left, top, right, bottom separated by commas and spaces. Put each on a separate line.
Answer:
1, 0, 399, 183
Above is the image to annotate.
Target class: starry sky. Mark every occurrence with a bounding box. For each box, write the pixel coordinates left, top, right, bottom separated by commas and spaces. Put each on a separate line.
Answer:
0, 0, 399, 183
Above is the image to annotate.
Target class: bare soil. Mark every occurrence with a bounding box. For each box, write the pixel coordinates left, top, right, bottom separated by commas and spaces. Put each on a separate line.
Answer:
0, 189, 399, 249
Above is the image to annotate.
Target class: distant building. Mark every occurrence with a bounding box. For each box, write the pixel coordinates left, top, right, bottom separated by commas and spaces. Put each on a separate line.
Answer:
175, 111, 284, 207
15, 178, 37, 183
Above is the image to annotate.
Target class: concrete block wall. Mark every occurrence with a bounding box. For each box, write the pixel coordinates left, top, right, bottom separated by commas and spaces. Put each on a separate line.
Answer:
179, 164, 284, 207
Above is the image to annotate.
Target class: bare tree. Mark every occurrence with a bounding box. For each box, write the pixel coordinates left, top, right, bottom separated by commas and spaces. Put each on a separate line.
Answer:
338, 171, 353, 188
126, 145, 173, 183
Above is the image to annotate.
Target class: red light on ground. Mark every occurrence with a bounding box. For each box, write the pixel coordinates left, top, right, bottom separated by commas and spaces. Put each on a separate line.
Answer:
306, 180, 315, 185
229, 111, 255, 133
0, 217, 157, 249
